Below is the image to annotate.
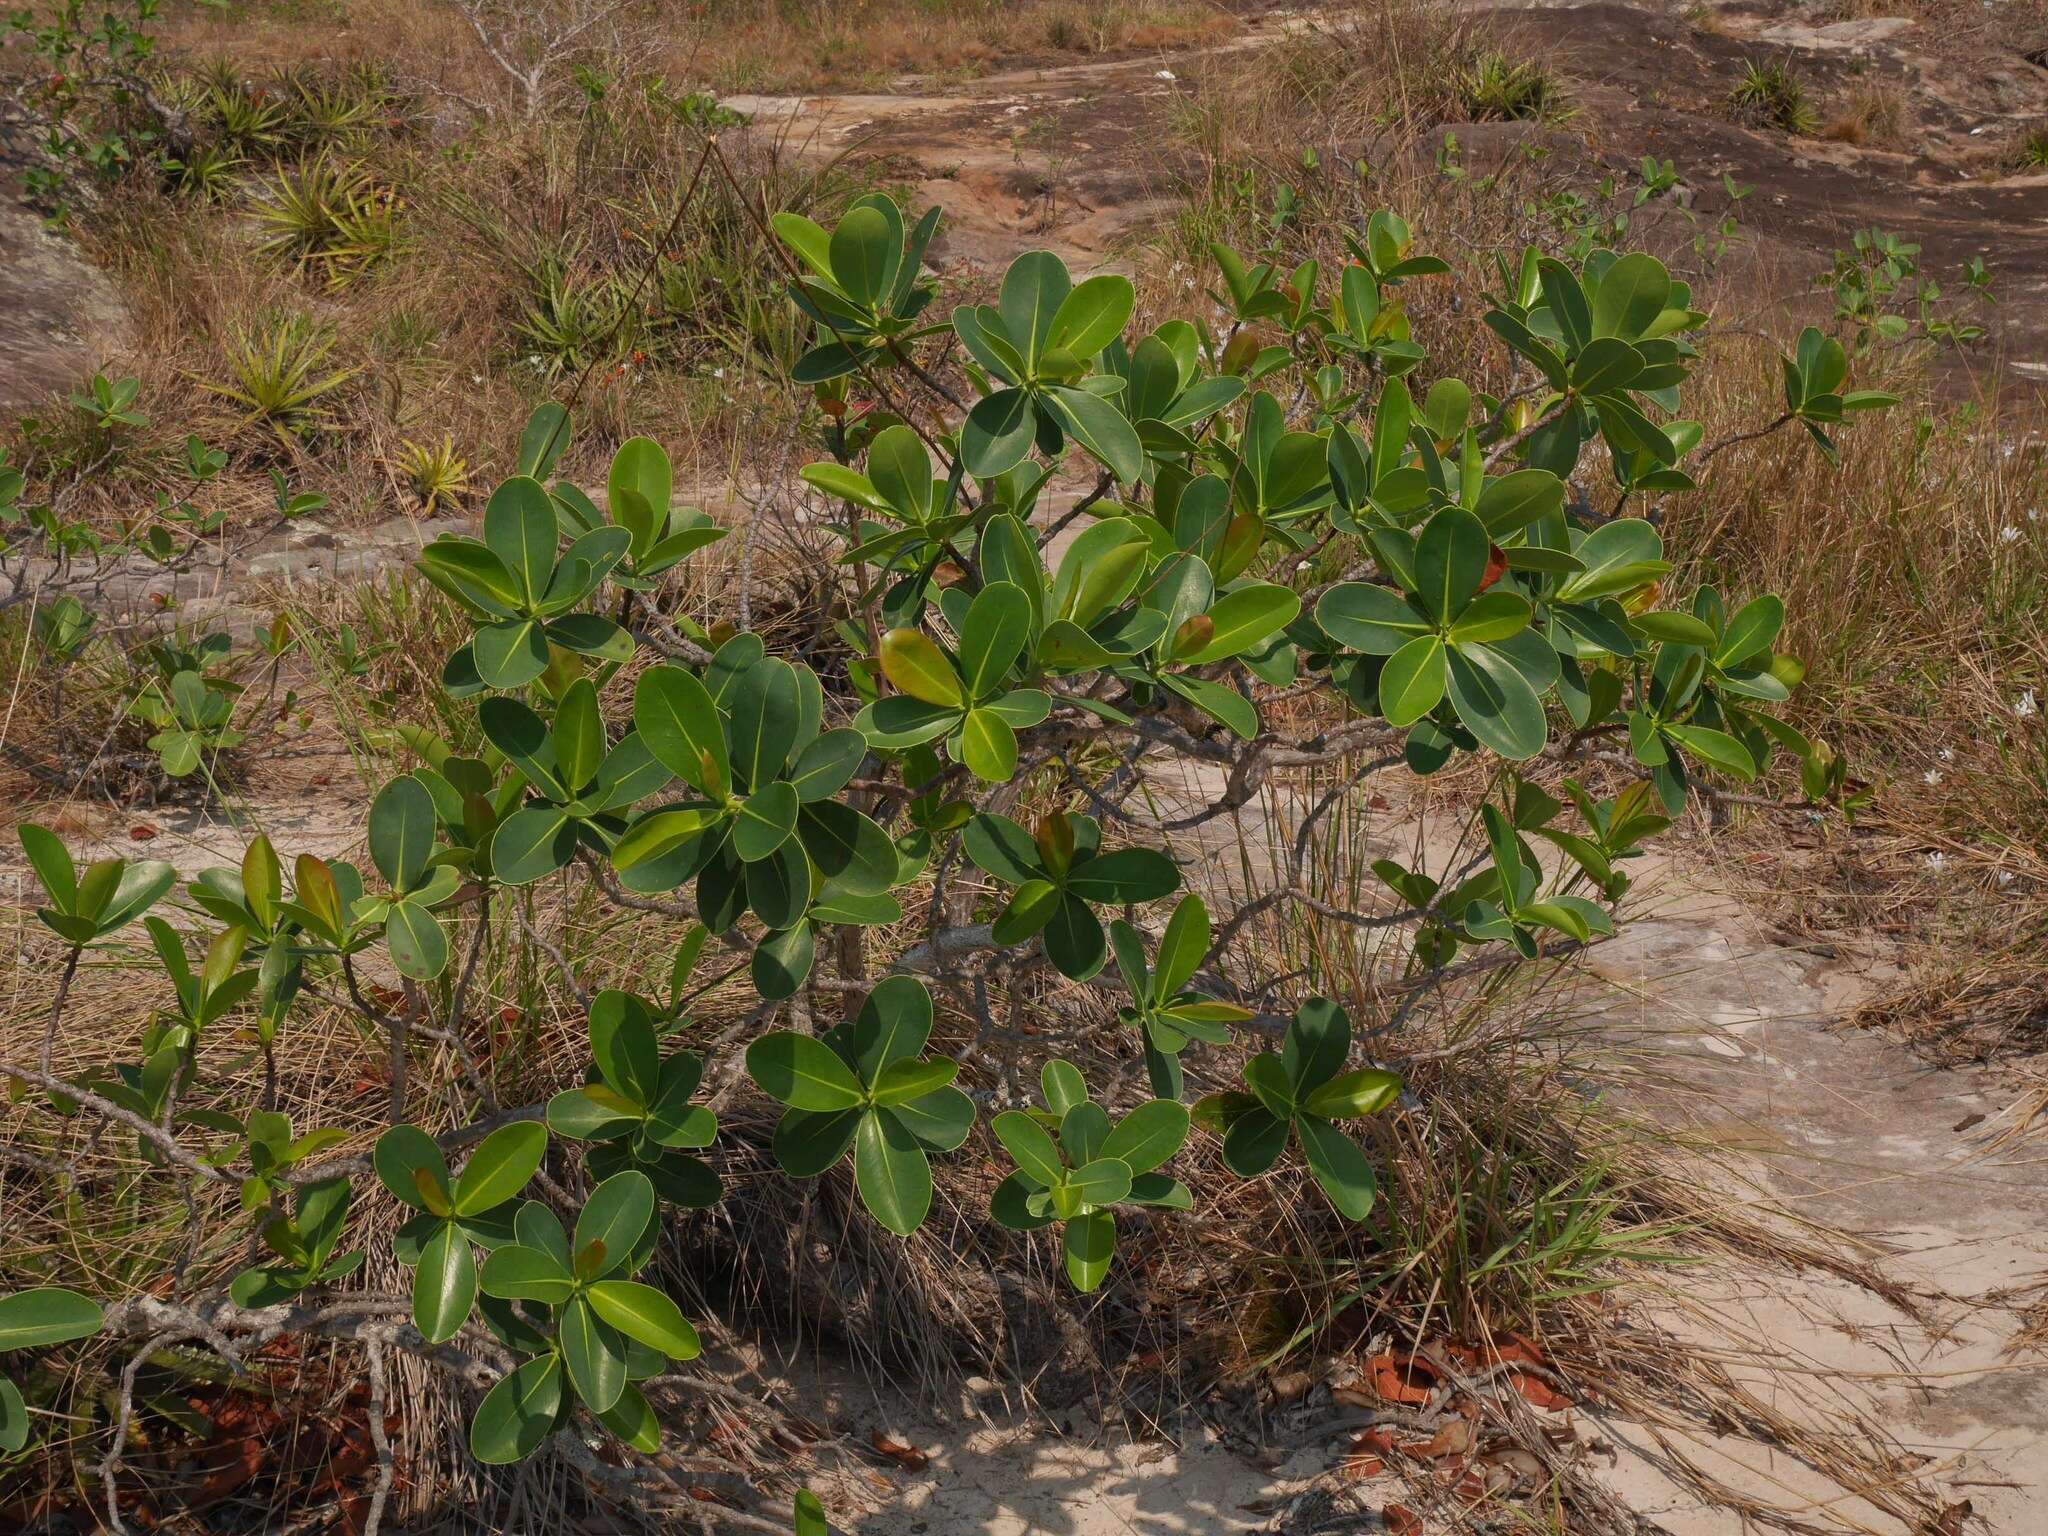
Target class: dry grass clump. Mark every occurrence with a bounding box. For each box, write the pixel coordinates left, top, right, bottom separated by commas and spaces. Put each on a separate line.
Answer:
1166, 0, 1569, 169
17, 46, 867, 545
1822, 80, 1913, 148
661, 0, 1234, 91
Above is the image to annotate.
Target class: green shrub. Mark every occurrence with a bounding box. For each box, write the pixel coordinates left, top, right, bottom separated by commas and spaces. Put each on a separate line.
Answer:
0, 189, 1896, 1515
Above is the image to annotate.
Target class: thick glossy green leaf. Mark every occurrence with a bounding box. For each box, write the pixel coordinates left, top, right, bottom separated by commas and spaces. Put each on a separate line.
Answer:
574, 1171, 656, 1279
1379, 634, 1446, 728
854, 1109, 933, 1235
597, 1381, 660, 1452
482, 476, 558, 604
469, 1354, 562, 1464
487, 806, 576, 886
1448, 591, 1533, 646
1065, 847, 1180, 904
961, 388, 1036, 479
795, 801, 896, 895
559, 1294, 628, 1412
1153, 893, 1209, 1002
374, 1125, 451, 1211
1063, 1209, 1116, 1292
993, 1110, 1065, 1187
864, 425, 932, 520
1042, 893, 1106, 979
1000, 249, 1072, 371
368, 774, 436, 891
828, 204, 892, 306
17, 824, 75, 909
744, 840, 810, 931
0, 1288, 103, 1350
962, 812, 1044, 885
878, 629, 963, 708
891, 1084, 975, 1152
384, 899, 449, 981
1097, 1099, 1190, 1176
1068, 1157, 1132, 1210
1045, 386, 1143, 484
958, 581, 1031, 698
478, 1243, 576, 1303
958, 707, 1018, 782
551, 678, 605, 795
1415, 506, 1489, 624
1178, 584, 1300, 664
1663, 723, 1757, 779
1283, 999, 1351, 1091
1316, 583, 1431, 656
746, 1032, 866, 1110
1296, 1116, 1378, 1221
1301, 1068, 1403, 1119
1591, 251, 1671, 341
733, 780, 800, 862
608, 436, 671, 554
773, 1106, 862, 1176
589, 990, 659, 1104
586, 1279, 700, 1359
727, 658, 801, 791
870, 1057, 957, 1107
786, 728, 865, 803
547, 1086, 639, 1140
633, 666, 730, 799
751, 919, 815, 1001
453, 1121, 548, 1216
1219, 1107, 1288, 1176
1047, 273, 1134, 359
1446, 644, 1548, 760
413, 1221, 477, 1344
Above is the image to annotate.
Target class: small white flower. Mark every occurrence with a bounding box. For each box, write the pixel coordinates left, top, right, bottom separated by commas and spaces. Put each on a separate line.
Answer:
2017, 689, 2038, 719
712, 367, 725, 379
1156, 69, 1177, 81
2001, 524, 2021, 543
1939, 747, 1955, 761
2030, 508, 2040, 523
1997, 869, 2015, 887
470, 373, 484, 384
1923, 769, 1943, 785
1926, 852, 1948, 873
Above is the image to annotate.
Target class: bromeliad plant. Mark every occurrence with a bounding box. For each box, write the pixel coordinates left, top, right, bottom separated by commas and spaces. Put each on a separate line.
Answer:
2, 189, 1892, 1525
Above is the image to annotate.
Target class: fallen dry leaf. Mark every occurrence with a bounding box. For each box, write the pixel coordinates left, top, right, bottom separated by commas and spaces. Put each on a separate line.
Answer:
1509, 1370, 1570, 1411
129, 824, 160, 841
1384, 1502, 1423, 1535
1367, 1351, 1433, 1406
870, 1430, 931, 1472
1415, 1419, 1472, 1460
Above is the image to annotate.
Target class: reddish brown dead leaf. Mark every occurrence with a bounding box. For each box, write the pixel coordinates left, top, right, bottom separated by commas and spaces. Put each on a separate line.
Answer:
870, 1430, 930, 1472
1415, 1419, 1472, 1460
128, 824, 160, 841
1366, 1352, 1433, 1406
1384, 1502, 1423, 1536
1509, 1371, 1569, 1411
